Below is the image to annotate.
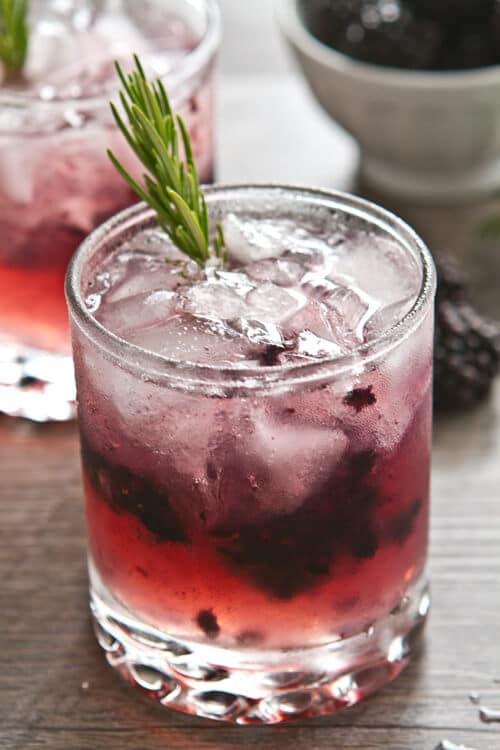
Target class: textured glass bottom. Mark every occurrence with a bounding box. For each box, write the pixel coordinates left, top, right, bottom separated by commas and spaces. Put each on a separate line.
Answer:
0, 343, 76, 422
90, 573, 429, 724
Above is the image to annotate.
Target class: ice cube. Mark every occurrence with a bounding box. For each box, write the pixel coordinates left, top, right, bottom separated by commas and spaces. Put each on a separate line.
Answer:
108, 257, 199, 303
364, 292, 417, 339
214, 269, 254, 293
324, 285, 380, 344
184, 280, 249, 320
31, 0, 103, 34
329, 232, 420, 310
284, 299, 342, 352
125, 313, 255, 366
370, 319, 433, 450
246, 283, 306, 323
223, 214, 290, 264
223, 213, 335, 269
254, 419, 349, 514
96, 290, 177, 336
245, 257, 306, 287
280, 246, 330, 275
0, 126, 134, 237
205, 415, 349, 528
232, 319, 283, 347
106, 270, 172, 304
294, 330, 344, 359
26, 2, 107, 86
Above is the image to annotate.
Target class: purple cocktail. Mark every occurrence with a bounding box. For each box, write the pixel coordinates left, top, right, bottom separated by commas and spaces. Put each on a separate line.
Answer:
0, 0, 219, 421
67, 185, 436, 723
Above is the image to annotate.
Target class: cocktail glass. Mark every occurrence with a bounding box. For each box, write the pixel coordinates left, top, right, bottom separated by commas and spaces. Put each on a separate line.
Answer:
66, 185, 436, 724
0, 0, 220, 421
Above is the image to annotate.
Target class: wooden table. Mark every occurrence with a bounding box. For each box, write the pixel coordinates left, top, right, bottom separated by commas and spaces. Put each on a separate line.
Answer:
2, 3, 500, 748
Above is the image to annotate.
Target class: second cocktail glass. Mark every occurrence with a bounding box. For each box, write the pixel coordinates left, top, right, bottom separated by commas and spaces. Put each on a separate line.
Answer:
0, 0, 220, 421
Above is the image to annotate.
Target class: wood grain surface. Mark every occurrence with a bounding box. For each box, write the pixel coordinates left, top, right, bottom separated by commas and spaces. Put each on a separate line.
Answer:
2, 1, 500, 747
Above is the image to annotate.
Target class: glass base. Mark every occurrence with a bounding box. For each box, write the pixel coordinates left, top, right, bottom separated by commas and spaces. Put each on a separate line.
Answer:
0, 343, 76, 422
90, 574, 430, 725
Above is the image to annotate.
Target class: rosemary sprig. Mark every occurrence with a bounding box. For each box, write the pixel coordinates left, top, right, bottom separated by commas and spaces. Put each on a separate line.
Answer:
0, 0, 29, 77
108, 55, 225, 267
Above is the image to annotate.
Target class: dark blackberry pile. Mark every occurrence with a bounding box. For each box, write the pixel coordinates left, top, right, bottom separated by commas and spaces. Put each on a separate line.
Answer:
213, 446, 420, 600
300, 0, 500, 71
434, 254, 500, 412
80, 436, 188, 544
81, 424, 422, 601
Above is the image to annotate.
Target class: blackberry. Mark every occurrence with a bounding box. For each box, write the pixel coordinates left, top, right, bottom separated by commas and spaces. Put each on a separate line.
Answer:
80, 434, 188, 544
408, 0, 495, 25
260, 344, 285, 366
196, 609, 220, 639
343, 385, 377, 412
434, 255, 500, 412
434, 253, 467, 302
300, 0, 500, 70
213, 448, 388, 600
19, 376, 40, 388
387, 498, 422, 544
299, 0, 441, 70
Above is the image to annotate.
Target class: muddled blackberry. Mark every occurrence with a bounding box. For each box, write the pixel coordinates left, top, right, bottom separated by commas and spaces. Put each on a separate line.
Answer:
19, 376, 39, 388
300, 0, 500, 70
196, 609, 220, 639
213, 445, 422, 599
343, 385, 377, 412
80, 434, 188, 544
260, 344, 285, 366
434, 255, 500, 412
387, 497, 422, 543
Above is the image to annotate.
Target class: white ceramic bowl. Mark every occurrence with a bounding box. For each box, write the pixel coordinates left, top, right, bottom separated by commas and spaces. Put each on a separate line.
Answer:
276, 0, 500, 202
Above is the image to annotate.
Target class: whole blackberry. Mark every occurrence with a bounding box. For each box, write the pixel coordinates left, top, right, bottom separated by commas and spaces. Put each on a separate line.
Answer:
434, 255, 500, 412
434, 252, 466, 302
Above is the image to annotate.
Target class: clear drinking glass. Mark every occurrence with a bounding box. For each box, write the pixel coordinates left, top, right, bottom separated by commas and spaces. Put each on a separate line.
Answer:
0, 0, 220, 422
66, 185, 436, 724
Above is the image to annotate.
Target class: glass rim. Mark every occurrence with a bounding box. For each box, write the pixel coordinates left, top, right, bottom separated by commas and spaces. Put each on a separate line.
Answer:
0, 0, 221, 108
66, 184, 436, 395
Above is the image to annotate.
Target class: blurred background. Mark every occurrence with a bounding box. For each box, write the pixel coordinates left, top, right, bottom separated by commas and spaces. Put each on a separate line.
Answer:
218, 0, 500, 321
217, 0, 358, 193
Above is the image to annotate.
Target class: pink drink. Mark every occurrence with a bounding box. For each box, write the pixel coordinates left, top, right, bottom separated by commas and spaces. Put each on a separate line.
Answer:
0, 0, 219, 421
67, 186, 436, 723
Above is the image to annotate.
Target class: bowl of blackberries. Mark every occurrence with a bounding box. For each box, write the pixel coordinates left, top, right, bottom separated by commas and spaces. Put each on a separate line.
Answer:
277, 0, 500, 201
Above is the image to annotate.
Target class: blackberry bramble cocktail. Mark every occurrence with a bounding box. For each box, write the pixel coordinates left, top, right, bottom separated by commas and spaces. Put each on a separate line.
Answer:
67, 185, 436, 724
0, 0, 219, 421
